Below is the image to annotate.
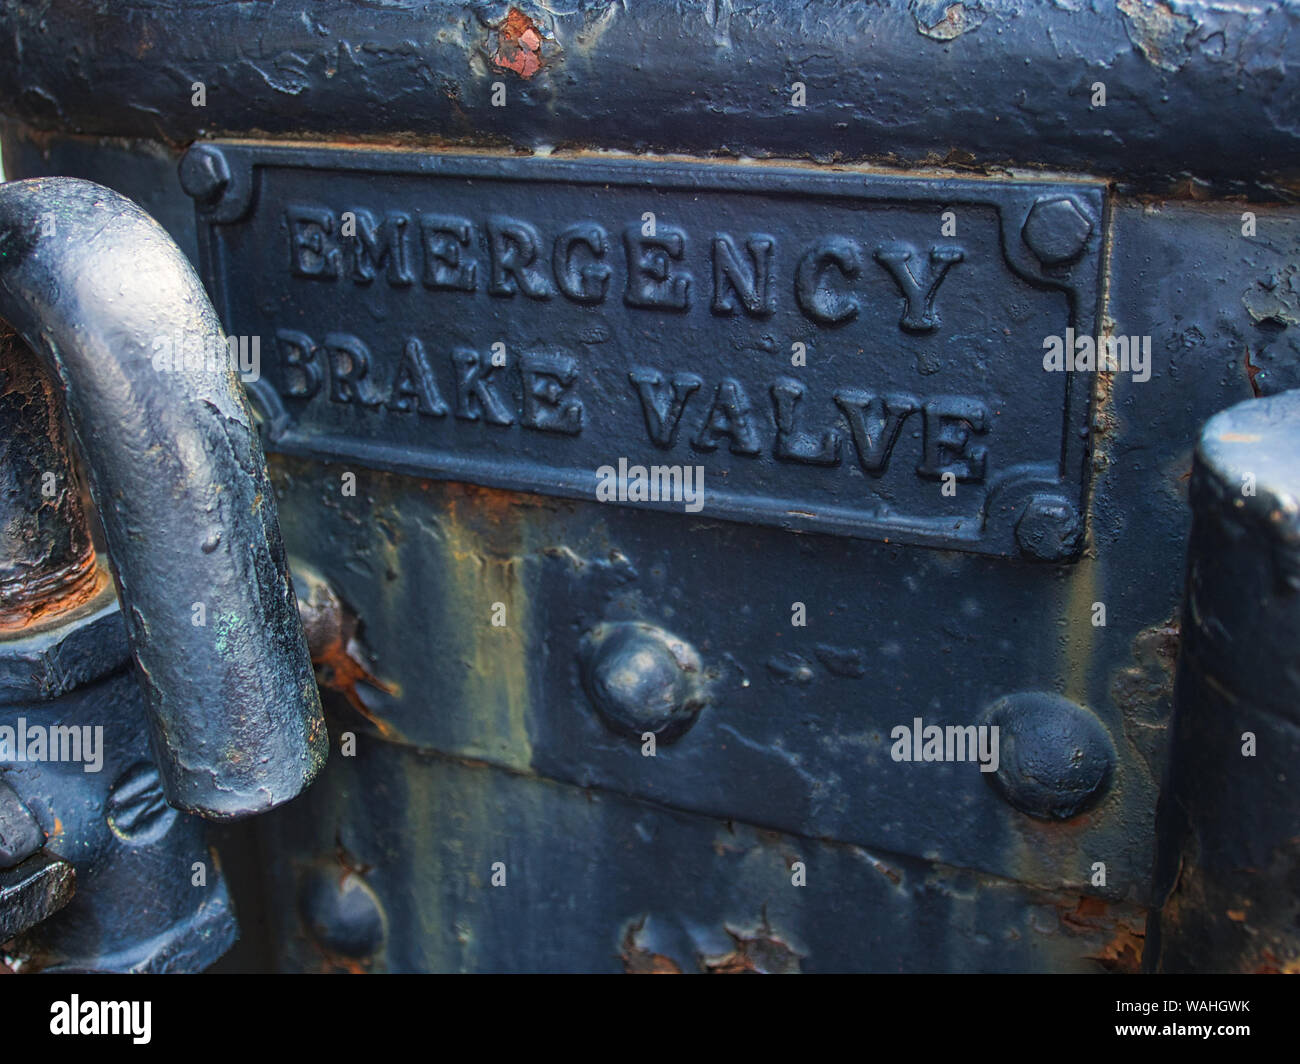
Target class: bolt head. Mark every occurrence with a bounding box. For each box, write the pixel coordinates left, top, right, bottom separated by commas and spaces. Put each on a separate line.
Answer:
1022, 196, 1093, 266
984, 692, 1116, 820
1015, 493, 1083, 562
179, 145, 231, 206
580, 622, 707, 742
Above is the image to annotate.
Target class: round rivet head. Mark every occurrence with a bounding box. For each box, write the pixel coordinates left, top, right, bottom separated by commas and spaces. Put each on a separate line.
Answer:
1022, 195, 1093, 267
984, 692, 1116, 820
299, 866, 386, 960
580, 622, 708, 742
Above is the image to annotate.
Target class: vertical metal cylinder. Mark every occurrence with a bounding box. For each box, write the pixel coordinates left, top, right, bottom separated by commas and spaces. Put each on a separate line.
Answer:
1148, 390, 1300, 973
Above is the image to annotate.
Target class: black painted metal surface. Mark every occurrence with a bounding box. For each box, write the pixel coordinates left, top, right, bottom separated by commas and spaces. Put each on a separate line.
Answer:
0, 0, 1298, 973
0, 573, 238, 971
0, 2, 1297, 195
1148, 391, 1300, 973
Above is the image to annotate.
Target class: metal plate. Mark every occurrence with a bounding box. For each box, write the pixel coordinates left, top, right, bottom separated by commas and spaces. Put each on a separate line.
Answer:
190, 144, 1104, 556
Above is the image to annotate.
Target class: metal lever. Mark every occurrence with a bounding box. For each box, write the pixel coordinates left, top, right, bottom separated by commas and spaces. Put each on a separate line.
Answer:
0, 177, 327, 819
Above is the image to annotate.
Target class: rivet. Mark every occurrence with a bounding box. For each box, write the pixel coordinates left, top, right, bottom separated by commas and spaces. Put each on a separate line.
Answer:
299, 866, 386, 960
579, 622, 708, 742
983, 691, 1116, 820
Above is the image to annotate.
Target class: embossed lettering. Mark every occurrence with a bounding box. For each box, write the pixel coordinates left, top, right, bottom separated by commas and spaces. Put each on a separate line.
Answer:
712, 234, 775, 317
387, 337, 448, 416
452, 348, 515, 425
629, 369, 703, 448
624, 227, 692, 311
520, 352, 583, 434
771, 378, 840, 465
692, 378, 760, 455
873, 243, 963, 333
487, 216, 552, 299
554, 224, 611, 304
918, 396, 988, 481
276, 329, 321, 399
287, 206, 340, 280
324, 333, 383, 407
346, 209, 414, 286
420, 215, 478, 291
795, 237, 862, 325
833, 390, 920, 474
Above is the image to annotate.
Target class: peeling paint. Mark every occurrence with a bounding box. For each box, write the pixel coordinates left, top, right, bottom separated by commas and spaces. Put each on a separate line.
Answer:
1117, 0, 1198, 72
491, 8, 548, 79
911, 1, 985, 41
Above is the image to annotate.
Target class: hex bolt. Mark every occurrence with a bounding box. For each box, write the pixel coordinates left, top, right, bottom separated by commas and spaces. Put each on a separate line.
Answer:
982, 692, 1116, 820
1015, 493, 1083, 562
579, 621, 709, 743
0, 777, 43, 869
178, 144, 231, 207
1021, 195, 1093, 267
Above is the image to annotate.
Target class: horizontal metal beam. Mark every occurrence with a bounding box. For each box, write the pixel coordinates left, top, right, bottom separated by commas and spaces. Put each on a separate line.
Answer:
0, 2, 1296, 193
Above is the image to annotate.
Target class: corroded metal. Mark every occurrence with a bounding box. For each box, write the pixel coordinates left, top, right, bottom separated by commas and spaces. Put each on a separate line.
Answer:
0, 327, 98, 630
1, 568, 238, 972
2, 0, 1298, 976
0, 852, 73, 943
0, 178, 327, 819
0, 2, 1297, 194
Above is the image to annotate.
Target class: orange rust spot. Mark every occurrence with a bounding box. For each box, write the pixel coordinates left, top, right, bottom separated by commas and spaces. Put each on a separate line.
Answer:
313, 636, 398, 739
1059, 896, 1146, 973
1253, 949, 1300, 974
703, 921, 803, 974
619, 921, 682, 974
1227, 909, 1247, 922
1246, 347, 1263, 398
0, 561, 109, 634
493, 8, 545, 79
448, 481, 526, 526
1061, 895, 1109, 930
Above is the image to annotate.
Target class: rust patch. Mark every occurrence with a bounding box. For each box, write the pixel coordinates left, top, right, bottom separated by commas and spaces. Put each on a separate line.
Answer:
1117, 0, 1197, 73
492, 9, 546, 79
0, 560, 107, 633
913, 2, 985, 42
621, 940, 682, 973
703, 918, 804, 974
1254, 950, 1300, 974
313, 636, 397, 737
1058, 895, 1146, 973
1245, 346, 1264, 397
296, 564, 399, 737
619, 917, 682, 974
1111, 616, 1179, 784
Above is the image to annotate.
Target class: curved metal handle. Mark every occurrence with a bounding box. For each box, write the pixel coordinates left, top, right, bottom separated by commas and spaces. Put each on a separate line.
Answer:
0, 177, 327, 819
